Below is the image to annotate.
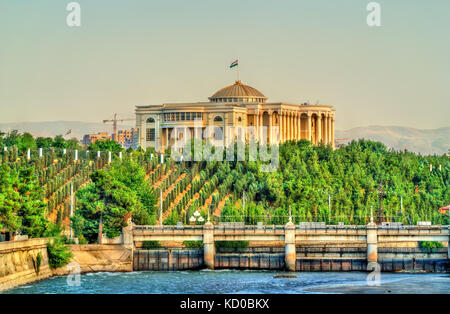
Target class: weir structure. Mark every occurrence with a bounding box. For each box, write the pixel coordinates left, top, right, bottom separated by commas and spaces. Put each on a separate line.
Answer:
127, 221, 450, 272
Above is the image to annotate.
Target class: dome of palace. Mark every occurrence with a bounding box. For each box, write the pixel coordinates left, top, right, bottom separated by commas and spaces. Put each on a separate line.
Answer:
209, 80, 267, 103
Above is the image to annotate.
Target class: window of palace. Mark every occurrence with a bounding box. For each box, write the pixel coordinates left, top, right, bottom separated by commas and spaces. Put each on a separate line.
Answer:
146, 117, 155, 123
146, 128, 155, 141
214, 116, 223, 122
163, 112, 203, 121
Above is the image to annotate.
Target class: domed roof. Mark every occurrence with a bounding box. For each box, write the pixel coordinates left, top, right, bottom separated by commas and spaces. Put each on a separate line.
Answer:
209, 81, 267, 103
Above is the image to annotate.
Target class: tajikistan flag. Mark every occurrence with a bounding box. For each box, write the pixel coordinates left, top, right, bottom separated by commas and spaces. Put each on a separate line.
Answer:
230, 60, 238, 68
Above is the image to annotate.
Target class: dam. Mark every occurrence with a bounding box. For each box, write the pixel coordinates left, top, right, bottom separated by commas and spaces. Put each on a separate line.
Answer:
127, 221, 450, 272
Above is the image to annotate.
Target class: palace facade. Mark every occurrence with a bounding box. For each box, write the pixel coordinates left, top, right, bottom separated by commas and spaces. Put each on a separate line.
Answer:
135, 80, 336, 152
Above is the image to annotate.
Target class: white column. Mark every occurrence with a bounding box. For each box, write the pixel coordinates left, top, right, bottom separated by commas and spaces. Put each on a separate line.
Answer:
328, 115, 332, 145
307, 113, 312, 142
324, 114, 328, 144
331, 115, 335, 149
317, 114, 322, 144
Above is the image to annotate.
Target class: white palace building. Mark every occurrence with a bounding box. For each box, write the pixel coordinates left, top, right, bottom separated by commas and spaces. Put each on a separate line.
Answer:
135, 80, 336, 152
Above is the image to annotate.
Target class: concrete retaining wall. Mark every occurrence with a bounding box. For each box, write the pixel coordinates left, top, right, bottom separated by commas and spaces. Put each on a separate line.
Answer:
0, 238, 52, 292
53, 244, 133, 276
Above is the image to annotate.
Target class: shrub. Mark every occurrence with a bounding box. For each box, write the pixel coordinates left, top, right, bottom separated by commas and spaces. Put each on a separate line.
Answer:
141, 241, 161, 248
419, 241, 443, 249
33, 252, 42, 275
47, 237, 73, 269
183, 240, 203, 248
215, 241, 249, 248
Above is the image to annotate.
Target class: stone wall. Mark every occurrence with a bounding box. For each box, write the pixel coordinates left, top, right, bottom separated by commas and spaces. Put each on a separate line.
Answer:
53, 244, 133, 276
0, 238, 52, 293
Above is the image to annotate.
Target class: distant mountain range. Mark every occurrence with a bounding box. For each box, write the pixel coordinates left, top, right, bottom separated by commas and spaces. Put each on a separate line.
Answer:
0, 121, 448, 155
336, 126, 449, 155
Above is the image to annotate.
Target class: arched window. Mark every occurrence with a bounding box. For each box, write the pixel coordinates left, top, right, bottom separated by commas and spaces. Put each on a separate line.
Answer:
238, 117, 242, 122
146, 117, 155, 123
214, 116, 223, 122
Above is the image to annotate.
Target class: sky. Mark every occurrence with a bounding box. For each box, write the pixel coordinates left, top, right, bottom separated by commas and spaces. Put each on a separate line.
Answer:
1, 0, 449, 130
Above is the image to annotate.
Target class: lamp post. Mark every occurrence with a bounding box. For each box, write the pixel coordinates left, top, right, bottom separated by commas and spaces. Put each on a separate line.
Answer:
189, 210, 204, 225
156, 186, 163, 226
242, 190, 246, 222
386, 190, 404, 219
318, 189, 335, 222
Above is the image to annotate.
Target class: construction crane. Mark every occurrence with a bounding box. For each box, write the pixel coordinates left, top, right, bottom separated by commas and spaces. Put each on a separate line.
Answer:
103, 113, 134, 142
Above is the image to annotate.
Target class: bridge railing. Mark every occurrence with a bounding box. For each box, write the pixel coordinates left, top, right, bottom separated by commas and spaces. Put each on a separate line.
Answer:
133, 225, 203, 231
132, 224, 448, 232
214, 225, 285, 231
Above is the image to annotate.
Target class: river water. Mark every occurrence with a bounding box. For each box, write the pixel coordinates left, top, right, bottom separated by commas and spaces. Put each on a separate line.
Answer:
5, 271, 449, 294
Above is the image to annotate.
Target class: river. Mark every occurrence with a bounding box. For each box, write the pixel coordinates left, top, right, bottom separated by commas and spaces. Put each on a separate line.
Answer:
4, 271, 449, 294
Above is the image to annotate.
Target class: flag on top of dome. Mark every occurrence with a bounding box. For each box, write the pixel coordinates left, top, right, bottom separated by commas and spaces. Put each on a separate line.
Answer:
230, 60, 238, 68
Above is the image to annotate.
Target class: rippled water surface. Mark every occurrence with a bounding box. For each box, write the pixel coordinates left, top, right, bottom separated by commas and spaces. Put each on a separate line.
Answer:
5, 271, 449, 294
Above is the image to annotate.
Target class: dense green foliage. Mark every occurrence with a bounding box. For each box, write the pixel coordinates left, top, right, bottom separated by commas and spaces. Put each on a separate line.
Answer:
88, 139, 123, 152
0, 164, 48, 237
215, 139, 449, 225
72, 159, 157, 243
1, 129, 448, 245
0, 130, 81, 153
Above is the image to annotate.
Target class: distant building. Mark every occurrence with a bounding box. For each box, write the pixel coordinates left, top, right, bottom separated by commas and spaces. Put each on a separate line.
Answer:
82, 132, 111, 146
115, 128, 138, 149
135, 80, 336, 152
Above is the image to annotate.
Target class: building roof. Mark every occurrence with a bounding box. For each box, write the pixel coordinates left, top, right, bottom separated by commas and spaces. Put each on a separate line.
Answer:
209, 80, 267, 101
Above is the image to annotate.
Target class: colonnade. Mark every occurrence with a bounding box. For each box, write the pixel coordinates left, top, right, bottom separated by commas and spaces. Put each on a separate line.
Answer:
253, 109, 335, 147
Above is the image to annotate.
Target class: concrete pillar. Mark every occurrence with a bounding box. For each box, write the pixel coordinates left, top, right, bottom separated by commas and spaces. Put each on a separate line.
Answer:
203, 222, 215, 270
297, 113, 301, 141
307, 114, 312, 142
284, 221, 296, 271
366, 222, 378, 265
122, 216, 134, 249
280, 112, 285, 142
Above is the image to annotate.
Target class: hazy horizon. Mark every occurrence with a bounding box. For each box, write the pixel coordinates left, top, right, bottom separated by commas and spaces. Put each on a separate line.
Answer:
1, 0, 450, 130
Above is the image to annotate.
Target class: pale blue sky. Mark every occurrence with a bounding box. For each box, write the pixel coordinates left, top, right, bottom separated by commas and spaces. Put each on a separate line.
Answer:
1, 0, 449, 129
